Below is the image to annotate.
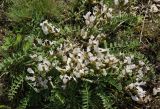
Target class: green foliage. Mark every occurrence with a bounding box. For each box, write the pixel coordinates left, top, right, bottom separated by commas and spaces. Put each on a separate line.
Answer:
8, 75, 24, 100
97, 93, 114, 109
105, 39, 140, 54
0, 36, 14, 51
0, 34, 31, 54
7, 0, 77, 22
0, 52, 27, 74
0, 105, 11, 109
50, 89, 65, 106
17, 94, 30, 109
107, 78, 122, 91
82, 84, 91, 109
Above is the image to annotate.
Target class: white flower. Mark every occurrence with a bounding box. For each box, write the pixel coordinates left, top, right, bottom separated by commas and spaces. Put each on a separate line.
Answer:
93, 6, 99, 15
89, 56, 97, 62
52, 60, 59, 67
124, 0, 129, 5
131, 95, 139, 101
95, 62, 101, 69
97, 52, 105, 59
65, 65, 71, 71
104, 58, 109, 63
88, 52, 93, 57
27, 68, 34, 74
78, 58, 83, 64
48, 76, 52, 81
127, 81, 147, 99
153, 87, 160, 95
38, 63, 43, 71
38, 55, 43, 61
146, 66, 150, 71
38, 78, 48, 89
67, 58, 72, 65
106, 12, 112, 18
108, 8, 113, 13
81, 29, 88, 39
137, 69, 144, 80
60, 74, 72, 84
139, 60, 145, 66
79, 69, 85, 75
109, 56, 116, 61
135, 81, 146, 86
77, 52, 83, 58
40, 20, 49, 35
45, 39, 49, 43
124, 57, 132, 64
127, 83, 135, 89
126, 69, 132, 73
83, 11, 91, 20
40, 20, 60, 35
94, 45, 99, 52
83, 12, 96, 26
73, 71, 80, 78
73, 48, 81, 54
42, 42, 46, 46
53, 27, 60, 33
63, 56, 68, 62
26, 76, 35, 81
62, 77, 68, 84
49, 41, 55, 45
43, 59, 51, 66
44, 64, 49, 72
114, 0, 119, 5
126, 64, 136, 73
101, 4, 107, 14
36, 38, 43, 45
136, 86, 146, 98
102, 69, 107, 76
49, 50, 54, 55
69, 53, 74, 59
150, 4, 159, 13
29, 54, 37, 59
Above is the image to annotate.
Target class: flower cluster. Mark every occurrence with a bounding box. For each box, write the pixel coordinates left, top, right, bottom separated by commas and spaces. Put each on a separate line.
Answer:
40, 20, 60, 35
83, 11, 96, 26
83, 1, 113, 26
150, 4, 159, 13
93, 1, 113, 18
123, 56, 153, 103
121, 56, 150, 80
56, 34, 119, 84
26, 74, 52, 92
26, 1, 154, 98
126, 81, 152, 103
25, 54, 55, 91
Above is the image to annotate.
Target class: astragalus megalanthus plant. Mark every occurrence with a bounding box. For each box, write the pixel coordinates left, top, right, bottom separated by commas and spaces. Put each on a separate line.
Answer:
0, 0, 159, 109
